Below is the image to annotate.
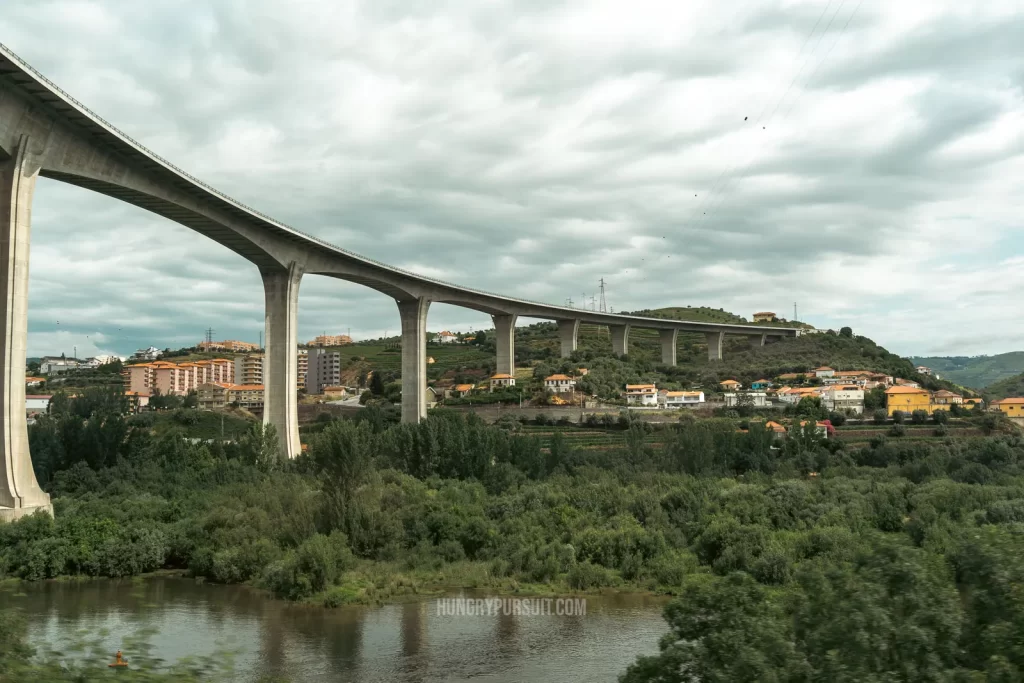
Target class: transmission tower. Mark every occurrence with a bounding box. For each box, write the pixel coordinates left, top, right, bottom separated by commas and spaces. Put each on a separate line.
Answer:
598, 278, 608, 312
204, 327, 214, 347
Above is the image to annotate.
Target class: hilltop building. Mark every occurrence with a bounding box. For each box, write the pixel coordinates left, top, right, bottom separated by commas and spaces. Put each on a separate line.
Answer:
434, 331, 458, 344
198, 340, 260, 352
991, 398, 1024, 417
132, 346, 162, 361
308, 334, 353, 347
752, 312, 777, 322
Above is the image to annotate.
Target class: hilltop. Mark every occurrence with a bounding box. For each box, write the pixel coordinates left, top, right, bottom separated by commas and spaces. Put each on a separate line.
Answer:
982, 371, 1024, 401
910, 352, 1024, 389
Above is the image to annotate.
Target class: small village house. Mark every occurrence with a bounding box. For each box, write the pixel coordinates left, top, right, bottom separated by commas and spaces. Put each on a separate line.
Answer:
489, 373, 516, 392
544, 374, 576, 394
625, 384, 658, 407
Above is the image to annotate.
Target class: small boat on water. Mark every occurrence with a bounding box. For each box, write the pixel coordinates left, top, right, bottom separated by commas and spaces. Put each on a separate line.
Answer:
108, 650, 129, 668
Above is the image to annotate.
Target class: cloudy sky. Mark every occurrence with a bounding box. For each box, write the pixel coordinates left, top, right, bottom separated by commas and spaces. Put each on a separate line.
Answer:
3, 0, 1024, 359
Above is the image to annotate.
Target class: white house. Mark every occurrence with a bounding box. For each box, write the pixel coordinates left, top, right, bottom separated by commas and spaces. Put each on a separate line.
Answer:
434, 331, 458, 344
724, 392, 769, 408
544, 374, 576, 394
813, 366, 835, 378
915, 365, 932, 376
821, 386, 865, 414
489, 373, 516, 392
39, 357, 80, 374
659, 390, 705, 408
625, 384, 658, 407
133, 346, 162, 361
26, 394, 51, 414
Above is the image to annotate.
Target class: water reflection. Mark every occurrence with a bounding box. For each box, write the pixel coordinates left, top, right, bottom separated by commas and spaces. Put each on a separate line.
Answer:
6, 578, 667, 682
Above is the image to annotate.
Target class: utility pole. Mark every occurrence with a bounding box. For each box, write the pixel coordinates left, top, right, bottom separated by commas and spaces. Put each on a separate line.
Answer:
794, 302, 798, 321
205, 327, 214, 347
599, 278, 607, 312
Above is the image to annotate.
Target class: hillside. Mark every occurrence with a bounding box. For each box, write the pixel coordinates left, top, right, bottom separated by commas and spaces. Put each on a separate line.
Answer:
910, 352, 1024, 389
983, 371, 1024, 401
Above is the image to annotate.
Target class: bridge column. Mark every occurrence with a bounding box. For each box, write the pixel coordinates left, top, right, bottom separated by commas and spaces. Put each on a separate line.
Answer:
706, 331, 724, 361
611, 324, 630, 356
1, 135, 52, 519
262, 262, 303, 460
749, 333, 766, 348
659, 329, 678, 366
398, 297, 430, 423
557, 319, 579, 358
492, 314, 517, 375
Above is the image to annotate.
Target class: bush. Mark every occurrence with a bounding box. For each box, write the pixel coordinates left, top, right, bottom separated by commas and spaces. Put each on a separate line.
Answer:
751, 550, 792, 585
873, 409, 888, 425
932, 410, 949, 425
172, 408, 200, 426
911, 410, 929, 425
567, 561, 615, 590
889, 424, 906, 437
828, 412, 847, 427
892, 411, 906, 425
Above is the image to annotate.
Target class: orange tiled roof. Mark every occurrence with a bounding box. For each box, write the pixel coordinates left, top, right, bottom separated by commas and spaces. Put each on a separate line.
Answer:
720, 379, 741, 385
663, 391, 702, 397
814, 366, 834, 371
885, 386, 929, 394
454, 384, 474, 392
546, 374, 574, 381
490, 373, 515, 379
625, 384, 656, 390
993, 397, 1024, 404
764, 421, 787, 433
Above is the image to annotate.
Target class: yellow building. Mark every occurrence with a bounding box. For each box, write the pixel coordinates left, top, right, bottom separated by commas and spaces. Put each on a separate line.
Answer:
753, 312, 777, 322
991, 397, 1024, 417
884, 386, 932, 415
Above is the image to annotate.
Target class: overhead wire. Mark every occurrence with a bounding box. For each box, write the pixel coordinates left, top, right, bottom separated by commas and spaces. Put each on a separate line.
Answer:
692, 0, 865, 225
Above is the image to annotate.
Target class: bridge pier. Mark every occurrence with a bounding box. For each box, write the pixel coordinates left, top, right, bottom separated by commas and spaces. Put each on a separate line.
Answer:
1, 135, 52, 520
262, 263, 303, 460
611, 324, 630, 357
706, 331, 724, 362
749, 333, 766, 348
557, 319, 579, 358
659, 329, 678, 366
492, 314, 517, 376
398, 297, 430, 423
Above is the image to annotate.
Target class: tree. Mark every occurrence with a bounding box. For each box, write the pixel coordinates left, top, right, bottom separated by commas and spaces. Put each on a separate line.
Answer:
474, 330, 487, 345
369, 371, 386, 396
911, 409, 928, 425
839, 326, 853, 338
864, 386, 887, 411
932, 409, 949, 424
873, 409, 888, 425
237, 422, 280, 470
892, 410, 906, 425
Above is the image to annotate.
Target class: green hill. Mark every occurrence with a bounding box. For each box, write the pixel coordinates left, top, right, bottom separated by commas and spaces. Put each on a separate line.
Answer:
910, 352, 1024, 389
983, 372, 1024, 401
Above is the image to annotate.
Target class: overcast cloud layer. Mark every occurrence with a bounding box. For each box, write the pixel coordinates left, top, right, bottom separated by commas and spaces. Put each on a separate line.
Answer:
3, 0, 1024, 359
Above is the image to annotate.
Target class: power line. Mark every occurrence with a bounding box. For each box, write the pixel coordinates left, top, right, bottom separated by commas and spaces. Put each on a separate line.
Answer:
694, 0, 863, 226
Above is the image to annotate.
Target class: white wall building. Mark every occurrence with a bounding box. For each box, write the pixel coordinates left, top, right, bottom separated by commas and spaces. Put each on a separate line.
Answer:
625, 384, 658, 406
821, 386, 865, 414
724, 392, 769, 408
40, 357, 80, 374
434, 331, 458, 344
26, 395, 51, 413
133, 346, 163, 361
659, 390, 705, 408
813, 366, 835, 378
489, 374, 516, 392
544, 374, 576, 394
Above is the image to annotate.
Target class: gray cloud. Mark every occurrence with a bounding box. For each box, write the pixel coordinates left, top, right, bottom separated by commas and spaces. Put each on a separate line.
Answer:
4, 0, 1024, 359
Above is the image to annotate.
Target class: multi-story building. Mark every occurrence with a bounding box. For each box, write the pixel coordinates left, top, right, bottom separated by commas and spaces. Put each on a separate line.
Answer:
625, 384, 658, 406
132, 346, 162, 361
39, 356, 80, 374
197, 382, 265, 410
659, 390, 705, 408
544, 374, 576, 394
126, 358, 234, 396
489, 373, 516, 392
885, 386, 932, 415
297, 349, 308, 390
307, 348, 342, 395
308, 334, 353, 347
932, 390, 962, 405
813, 366, 835, 378
434, 331, 457, 344
991, 398, 1024, 417
752, 312, 777, 322
821, 385, 865, 414
234, 354, 265, 386
198, 340, 260, 352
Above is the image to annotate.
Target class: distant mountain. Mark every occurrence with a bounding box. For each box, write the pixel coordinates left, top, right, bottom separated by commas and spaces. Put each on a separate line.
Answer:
910, 352, 1024, 389
983, 371, 1024, 401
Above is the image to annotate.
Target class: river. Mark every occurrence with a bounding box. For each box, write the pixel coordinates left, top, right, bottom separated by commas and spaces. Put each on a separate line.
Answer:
4, 577, 668, 682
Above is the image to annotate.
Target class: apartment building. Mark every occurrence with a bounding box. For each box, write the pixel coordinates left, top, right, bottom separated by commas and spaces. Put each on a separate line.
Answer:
308, 334, 353, 347
198, 339, 260, 352
197, 382, 265, 410
125, 358, 234, 396
307, 348, 342, 394
234, 354, 265, 386
298, 349, 308, 390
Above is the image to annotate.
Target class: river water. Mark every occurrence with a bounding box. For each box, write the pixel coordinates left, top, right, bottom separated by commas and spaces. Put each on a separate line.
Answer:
4, 577, 668, 682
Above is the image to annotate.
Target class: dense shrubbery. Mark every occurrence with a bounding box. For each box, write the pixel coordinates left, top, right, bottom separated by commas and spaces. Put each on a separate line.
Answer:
6, 390, 1024, 680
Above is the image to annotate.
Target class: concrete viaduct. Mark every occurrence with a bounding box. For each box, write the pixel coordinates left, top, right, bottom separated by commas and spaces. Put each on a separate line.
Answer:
0, 44, 800, 519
